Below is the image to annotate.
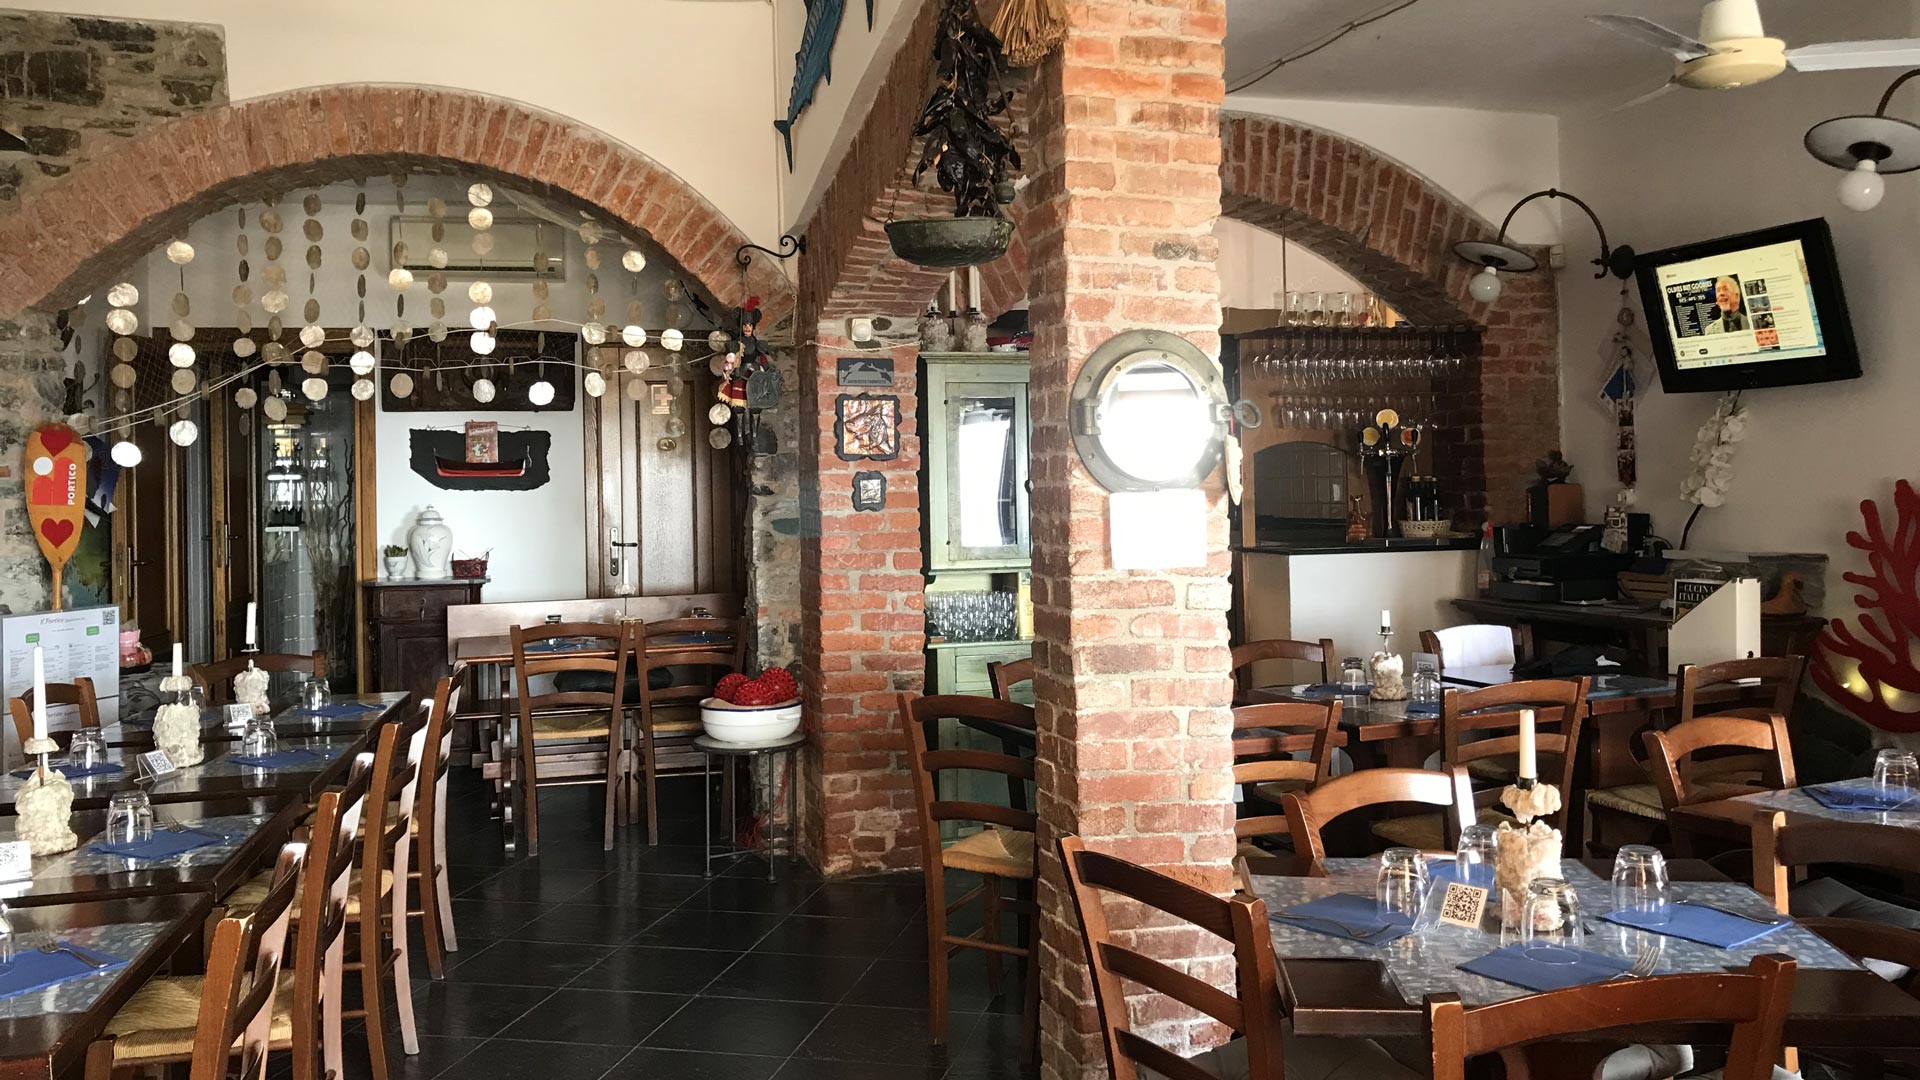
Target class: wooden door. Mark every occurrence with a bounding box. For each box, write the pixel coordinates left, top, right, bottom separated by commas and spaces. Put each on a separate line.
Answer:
584, 349, 737, 599
111, 408, 183, 651
206, 371, 258, 659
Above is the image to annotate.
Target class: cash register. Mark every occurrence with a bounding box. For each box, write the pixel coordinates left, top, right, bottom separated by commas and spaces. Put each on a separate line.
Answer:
1491, 524, 1630, 603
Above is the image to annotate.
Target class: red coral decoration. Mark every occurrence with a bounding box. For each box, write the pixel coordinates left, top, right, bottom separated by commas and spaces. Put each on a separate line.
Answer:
1810, 479, 1920, 731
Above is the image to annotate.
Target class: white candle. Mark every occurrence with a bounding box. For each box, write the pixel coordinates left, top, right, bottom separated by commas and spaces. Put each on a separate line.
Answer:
172, 642, 183, 679
1380, 609, 1393, 634
245, 602, 257, 648
30, 646, 47, 741
1517, 707, 1538, 780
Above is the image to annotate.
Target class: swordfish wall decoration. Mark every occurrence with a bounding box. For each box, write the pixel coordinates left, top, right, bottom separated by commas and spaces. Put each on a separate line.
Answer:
775, 0, 875, 170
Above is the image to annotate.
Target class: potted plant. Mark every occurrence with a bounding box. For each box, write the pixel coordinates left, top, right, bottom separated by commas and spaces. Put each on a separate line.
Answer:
382, 544, 410, 580
885, 0, 1022, 268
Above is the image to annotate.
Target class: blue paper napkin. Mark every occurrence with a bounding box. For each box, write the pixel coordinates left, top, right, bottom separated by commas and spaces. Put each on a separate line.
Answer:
226, 748, 325, 769
1461, 942, 1632, 992
1427, 859, 1494, 888
524, 637, 598, 654
0, 941, 127, 1000
1271, 893, 1415, 945
1295, 683, 1372, 699
287, 702, 382, 718
89, 828, 224, 861
1601, 901, 1787, 948
10, 761, 124, 780
1803, 781, 1918, 813
1405, 701, 1441, 718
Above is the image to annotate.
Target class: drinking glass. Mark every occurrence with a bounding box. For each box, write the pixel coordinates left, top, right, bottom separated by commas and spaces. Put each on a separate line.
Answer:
1329, 292, 1355, 327
1307, 292, 1330, 327
69, 729, 106, 770
301, 675, 332, 712
0, 900, 13, 971
106, 791, 154, 843
1410, 660, 1443, 708
1340, 657, 1367, 690
1455, 824, 1497, 888
239, 717, 278, 759
1874, 748, 1918, 802
1611, 844, 1670, 923
1519, 878, 1583, 961
1377, 847, 1430, 922
1285, 291, 1309, 327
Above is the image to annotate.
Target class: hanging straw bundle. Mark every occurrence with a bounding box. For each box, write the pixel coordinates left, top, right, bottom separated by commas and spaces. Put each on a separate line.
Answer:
983, 0, 1066, 67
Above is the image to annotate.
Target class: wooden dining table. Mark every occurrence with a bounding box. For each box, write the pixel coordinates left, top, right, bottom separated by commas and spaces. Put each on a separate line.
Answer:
100, 691, 407, 749
1668, 779, 1920, 845
0, 796, 302, 908
1242, 853, 1920, 1050
0, 893, 211, 1080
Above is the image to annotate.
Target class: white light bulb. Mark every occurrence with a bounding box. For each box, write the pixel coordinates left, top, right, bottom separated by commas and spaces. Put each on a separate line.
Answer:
110, 440, 143, 467
1468, 266, 1503, 303
472, 378, 496, 404
470, 330, 496, 355
1838, 158, 1886, 212
528, 380, 556, 406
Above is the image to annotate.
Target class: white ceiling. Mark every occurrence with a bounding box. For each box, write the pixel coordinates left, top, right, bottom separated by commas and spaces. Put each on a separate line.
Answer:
1224, 0, 1912, 116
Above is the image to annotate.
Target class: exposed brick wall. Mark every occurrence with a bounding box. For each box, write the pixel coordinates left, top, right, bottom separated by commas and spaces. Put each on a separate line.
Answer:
1024, 0, 1236, 1074
795, 330, 926, 874
0, 84, 794, 333
0, 10, 226, 209
747, 347, 803, 671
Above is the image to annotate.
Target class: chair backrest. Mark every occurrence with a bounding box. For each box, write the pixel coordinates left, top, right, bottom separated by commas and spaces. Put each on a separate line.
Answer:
1420, 624, 1528, 671
1281, 766, 1474, 861
511, 621, 630, 728
192, 652, 326, 705
1231, 638, 1335, 695
1426, 955, 1796, 1080
1061, 836, 1286, 1080
193, 842, 305, 1080
7, 676, 101, 745
1679, 655, 1803, 724
986, 657, 1034, 702
1232, 701, 1341, 845
899, 693, 1037, 891
637, 616, 745, 668
1644, 679, 1796, 811
1752, 811, 1920, 993
289, 754, 372, 1080
416, 669, 463, 871
360, 705, 431, 939
1442, 678, 1589, 831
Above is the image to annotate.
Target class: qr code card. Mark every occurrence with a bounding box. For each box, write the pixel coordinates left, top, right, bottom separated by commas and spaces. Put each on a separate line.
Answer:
1435, 881, 1488, 929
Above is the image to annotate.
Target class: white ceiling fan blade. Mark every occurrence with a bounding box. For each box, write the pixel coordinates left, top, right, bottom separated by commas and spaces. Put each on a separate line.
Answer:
1587, 15, 1713, 61
1787, 39, 1920, 72
1593, 78, 1680, 119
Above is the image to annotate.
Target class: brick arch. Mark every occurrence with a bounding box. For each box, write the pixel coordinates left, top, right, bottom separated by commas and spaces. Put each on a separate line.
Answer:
0, 85, 794, 329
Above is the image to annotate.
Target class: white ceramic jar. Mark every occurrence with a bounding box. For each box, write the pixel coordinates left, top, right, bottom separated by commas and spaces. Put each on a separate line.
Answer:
408, 506, 453, 580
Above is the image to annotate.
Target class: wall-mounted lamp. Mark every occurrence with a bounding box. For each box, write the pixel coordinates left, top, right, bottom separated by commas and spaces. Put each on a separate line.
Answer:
1452, 188, 1636, 304
1805, 68, 1920, 212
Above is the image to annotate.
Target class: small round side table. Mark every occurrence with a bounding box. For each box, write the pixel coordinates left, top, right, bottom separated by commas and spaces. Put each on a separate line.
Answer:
694, 732, 804, 880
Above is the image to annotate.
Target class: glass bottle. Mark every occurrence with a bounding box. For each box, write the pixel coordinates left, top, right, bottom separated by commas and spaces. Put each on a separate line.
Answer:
1411, 660, 1443, 709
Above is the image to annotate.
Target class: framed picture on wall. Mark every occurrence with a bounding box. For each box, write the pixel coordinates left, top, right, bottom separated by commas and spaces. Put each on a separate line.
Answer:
835, 394, 901, 461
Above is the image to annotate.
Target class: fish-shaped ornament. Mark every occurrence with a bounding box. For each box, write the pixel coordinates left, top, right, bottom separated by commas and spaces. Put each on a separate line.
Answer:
774, 0, 873, 169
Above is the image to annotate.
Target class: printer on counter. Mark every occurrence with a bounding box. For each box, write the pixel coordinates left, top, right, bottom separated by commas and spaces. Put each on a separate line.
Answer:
1491, 524, 1630, 603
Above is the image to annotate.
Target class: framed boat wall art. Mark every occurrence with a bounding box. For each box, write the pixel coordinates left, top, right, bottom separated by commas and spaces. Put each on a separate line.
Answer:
407, 427, 552, 491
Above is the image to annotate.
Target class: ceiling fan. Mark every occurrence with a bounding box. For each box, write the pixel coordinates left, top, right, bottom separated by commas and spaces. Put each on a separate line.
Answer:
1592, 0, 1920, 109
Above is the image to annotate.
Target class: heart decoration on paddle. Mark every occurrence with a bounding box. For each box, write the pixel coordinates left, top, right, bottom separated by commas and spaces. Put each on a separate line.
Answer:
24, 423, 87, 611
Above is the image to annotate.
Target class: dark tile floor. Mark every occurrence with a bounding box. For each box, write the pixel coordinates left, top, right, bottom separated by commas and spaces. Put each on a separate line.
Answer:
362, 771, 1036, 1080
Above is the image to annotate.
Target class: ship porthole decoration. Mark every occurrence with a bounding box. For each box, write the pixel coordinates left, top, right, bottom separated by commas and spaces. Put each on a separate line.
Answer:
885, 0, 1021, 269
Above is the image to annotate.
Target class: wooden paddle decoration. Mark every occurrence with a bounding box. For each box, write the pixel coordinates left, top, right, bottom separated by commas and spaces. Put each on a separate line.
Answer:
24, 423, 86, 611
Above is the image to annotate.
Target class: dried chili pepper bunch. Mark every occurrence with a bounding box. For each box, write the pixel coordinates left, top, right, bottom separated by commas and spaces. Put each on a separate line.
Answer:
912, 0, 1021, 218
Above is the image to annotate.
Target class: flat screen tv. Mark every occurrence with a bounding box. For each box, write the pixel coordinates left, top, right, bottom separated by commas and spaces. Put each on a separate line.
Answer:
1632, 218, 1860, 393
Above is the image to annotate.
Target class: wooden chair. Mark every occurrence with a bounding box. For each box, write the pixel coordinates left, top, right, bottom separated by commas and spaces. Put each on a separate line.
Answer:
1372, 678, 1589, 852
192, 652, 327, 705
900, 692, 1038, 1046
1231, 637, 1335, 702
1753, 811, 1920, 991
87, 844, 307, 1080
633, 617, 745, 846
1427, 955, 1797, 1080
986, 657, 1034, 701
509, 621, 631, 854
413, 670, 463, 979
1060, 835, 1287, 1080
1588, 655, 1802, 852
6, 676, 101, 747
1419, 624, 1531, 671
1281, 766, 1474, 862
1232, 700, 1341, 857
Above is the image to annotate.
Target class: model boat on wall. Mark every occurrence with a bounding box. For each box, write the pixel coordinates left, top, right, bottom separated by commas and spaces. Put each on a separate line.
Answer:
433, 454, 529, 479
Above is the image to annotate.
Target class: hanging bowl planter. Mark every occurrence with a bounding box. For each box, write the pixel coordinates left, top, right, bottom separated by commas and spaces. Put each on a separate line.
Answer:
885, 216, 1015, 268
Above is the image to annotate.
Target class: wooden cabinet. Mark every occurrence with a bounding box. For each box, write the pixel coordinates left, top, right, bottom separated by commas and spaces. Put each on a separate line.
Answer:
363, 579, 485, 705
923, 353, 1031, 572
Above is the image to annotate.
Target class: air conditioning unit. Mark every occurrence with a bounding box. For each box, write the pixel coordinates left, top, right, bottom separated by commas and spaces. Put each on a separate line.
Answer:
389, 216, 567, 280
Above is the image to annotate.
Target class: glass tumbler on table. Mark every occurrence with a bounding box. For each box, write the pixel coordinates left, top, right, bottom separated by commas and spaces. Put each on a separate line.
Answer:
69, 729, 106, 770
238, 717, 279, 759
1377, 847, 1430, 922
1611, 844, 1671, 924
1519, 878, 1584, 962
1341, 656, 1367, 692
106, 790, 154, 843
1455, 823, 1497, 888
1410, 660, 1443, 709
1874, 748, 1918, 803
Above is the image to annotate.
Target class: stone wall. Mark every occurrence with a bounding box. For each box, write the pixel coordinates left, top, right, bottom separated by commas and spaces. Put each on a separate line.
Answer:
746, 347, 802, 670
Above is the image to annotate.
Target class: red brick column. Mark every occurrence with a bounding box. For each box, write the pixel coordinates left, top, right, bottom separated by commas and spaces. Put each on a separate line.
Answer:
1024, 1, 1235, 1075
796, 328, 927, 875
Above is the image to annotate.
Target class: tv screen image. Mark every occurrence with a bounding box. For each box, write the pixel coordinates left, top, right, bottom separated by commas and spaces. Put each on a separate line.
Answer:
1632, 219, 1861, 393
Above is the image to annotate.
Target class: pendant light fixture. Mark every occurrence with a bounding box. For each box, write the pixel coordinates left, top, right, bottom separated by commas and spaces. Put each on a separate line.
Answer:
1806, 68, 1920, 213
1453, 188, 1635, 304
